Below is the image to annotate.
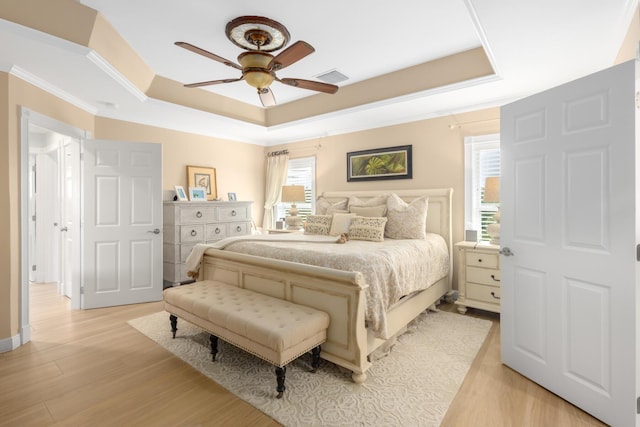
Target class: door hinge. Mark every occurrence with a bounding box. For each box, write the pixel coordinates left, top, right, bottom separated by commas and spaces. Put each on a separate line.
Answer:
80, 287, 84, 295
637, 396, 640, 414
637, 245, 640, 261
31, 265, 36, 272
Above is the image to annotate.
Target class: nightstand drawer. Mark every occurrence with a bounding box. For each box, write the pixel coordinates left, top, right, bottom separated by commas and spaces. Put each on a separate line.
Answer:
465, 251, 499, 268
466, 282, 501, 304
467, 266, 500, 286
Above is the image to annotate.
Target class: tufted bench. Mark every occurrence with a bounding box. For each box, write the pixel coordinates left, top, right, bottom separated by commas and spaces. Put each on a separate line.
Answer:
163, 280, 330, 398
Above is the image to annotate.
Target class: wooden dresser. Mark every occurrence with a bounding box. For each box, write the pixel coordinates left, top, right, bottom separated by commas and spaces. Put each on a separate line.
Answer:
455, 241, 501, 314
163, 201, 252, 287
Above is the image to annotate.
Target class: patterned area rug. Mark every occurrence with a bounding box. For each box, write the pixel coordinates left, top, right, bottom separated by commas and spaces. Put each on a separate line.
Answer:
129, 309, 492, 427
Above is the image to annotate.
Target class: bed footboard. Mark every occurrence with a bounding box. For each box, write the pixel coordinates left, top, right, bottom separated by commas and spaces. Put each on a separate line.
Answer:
199, 249, 372, 382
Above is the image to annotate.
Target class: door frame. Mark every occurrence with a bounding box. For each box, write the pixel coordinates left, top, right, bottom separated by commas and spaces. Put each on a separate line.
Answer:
19, 107, 90, 345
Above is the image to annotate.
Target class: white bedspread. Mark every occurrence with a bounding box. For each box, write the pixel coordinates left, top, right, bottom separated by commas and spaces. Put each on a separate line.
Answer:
194, 233, 449, 338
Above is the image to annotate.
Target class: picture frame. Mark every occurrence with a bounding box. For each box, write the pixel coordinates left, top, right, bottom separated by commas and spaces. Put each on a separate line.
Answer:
346, 145, 413, 182
187, 165, 217, 201
228, 192, 237, 201
189, 187, 206, 201
174, 185, 188, 201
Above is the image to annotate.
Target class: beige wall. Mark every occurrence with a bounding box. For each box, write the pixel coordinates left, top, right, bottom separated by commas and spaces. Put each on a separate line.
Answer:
94, 118, 265, 216
616, 5, 640, 64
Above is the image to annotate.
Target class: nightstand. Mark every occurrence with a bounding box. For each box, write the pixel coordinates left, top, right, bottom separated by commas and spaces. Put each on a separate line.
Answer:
455, 241, 501, 314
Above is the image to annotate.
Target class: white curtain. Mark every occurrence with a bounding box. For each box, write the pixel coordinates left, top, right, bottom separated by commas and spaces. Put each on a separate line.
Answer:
262, 151, 289, 231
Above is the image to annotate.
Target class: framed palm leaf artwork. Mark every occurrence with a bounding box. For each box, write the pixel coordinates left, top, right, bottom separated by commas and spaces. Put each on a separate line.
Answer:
347, 145, 412, 182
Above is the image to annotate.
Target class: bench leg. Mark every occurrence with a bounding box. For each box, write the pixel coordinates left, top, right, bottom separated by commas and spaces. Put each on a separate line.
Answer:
210, 335, 218, 362
275, 366, 286, 399
169, 315, 178, 339
311, 346, 321, 373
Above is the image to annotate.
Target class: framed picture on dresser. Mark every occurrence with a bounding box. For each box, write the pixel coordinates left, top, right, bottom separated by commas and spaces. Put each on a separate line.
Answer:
174, 185, 188, 201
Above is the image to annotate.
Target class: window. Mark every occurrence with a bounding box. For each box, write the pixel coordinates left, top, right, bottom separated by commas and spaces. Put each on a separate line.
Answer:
275, 156, 316, 223
464, 134, 500, 241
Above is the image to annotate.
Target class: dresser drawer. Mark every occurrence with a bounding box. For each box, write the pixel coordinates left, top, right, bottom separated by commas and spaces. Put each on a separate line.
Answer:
179, 206, 217, 223
206, 223, 228, 240
229, 222, 251, 237
466, 266, 500, 286
466, 282, 501, 304
465, 251, 499, 268
180, 225, 205, 243
219, 205, 249, 222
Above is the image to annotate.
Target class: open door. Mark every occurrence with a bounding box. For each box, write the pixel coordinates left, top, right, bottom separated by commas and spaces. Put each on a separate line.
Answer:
500, 60, 638, 426
82, 139, 163, 309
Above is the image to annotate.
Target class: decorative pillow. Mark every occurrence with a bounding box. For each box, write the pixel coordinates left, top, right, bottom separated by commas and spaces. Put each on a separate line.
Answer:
348, 195, 388, 209
329, 212, 357, 236
304, 215, 332, 235
348, 216, 388, 242
326, 208, 350, 215
385, 194, 429, 239
316, 197, 348, 215
349, 204, 387, 217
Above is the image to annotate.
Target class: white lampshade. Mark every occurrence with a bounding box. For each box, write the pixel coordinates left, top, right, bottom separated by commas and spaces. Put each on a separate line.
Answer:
281, 185, 305, 203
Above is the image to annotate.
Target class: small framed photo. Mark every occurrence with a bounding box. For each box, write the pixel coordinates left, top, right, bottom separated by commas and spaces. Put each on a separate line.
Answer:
189, 187, 206, 201
174, 185, 188, 201
228, 192, 237, 201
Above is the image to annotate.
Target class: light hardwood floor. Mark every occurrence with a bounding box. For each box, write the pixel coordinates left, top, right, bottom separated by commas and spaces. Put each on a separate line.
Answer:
0, 283, 606, 427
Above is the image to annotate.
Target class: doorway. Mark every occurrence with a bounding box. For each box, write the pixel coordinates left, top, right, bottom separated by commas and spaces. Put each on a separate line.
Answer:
19, 108, 88, 345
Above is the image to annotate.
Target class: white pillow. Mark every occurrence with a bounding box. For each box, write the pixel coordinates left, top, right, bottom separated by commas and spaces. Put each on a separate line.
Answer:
316, 197, 348, 215
385, 194, 428, 239
348, 195, 388, 209
349, 216, 388, 242
329, 212, 356, 236
349, 204, 387, 217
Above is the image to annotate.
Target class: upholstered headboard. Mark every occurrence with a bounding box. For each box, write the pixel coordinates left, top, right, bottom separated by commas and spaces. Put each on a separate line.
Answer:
318, 188, 453, 286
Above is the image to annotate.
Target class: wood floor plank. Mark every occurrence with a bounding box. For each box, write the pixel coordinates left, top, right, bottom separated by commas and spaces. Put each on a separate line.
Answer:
0, 283, 607, 427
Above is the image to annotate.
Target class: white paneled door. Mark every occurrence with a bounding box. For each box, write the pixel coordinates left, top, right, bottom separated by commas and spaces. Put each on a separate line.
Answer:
501, 60, 638, 426
82, 140, 162, 309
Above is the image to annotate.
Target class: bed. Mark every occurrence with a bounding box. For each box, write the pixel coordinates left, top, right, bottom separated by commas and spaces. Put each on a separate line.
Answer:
191, 188, 453, 383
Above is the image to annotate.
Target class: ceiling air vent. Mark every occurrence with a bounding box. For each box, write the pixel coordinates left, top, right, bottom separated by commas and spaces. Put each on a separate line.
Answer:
315, 70, 349, 84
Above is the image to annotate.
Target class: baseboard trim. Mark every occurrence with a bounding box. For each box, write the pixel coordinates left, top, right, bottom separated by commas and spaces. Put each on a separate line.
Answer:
0, 334, 21, 353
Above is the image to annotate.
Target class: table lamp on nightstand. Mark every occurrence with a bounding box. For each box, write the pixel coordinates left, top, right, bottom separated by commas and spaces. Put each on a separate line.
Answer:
281, 185, 306, 230
483, 176, 500, 245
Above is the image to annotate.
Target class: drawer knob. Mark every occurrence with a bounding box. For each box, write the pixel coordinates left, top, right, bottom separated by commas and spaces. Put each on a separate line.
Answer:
491, 291, 500, 300
215, 227, 221, 234
196, 211, 202, 218
190, 230, 197, 237
231, 210, 237, 216
477, 259, 482, 263
236, 225, 242, 232
491, 274, 500, 282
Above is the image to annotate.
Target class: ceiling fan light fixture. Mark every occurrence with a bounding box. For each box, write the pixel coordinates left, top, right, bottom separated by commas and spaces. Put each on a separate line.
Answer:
238, 51, 275, 89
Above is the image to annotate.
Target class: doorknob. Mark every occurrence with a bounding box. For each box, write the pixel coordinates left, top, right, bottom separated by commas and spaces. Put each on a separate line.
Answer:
147, 228, 161, 235
500, 247, 514, 256
60, 226, 68, 232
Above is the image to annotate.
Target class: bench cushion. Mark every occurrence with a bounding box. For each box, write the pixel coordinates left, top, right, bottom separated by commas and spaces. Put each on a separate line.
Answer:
163, 280, 330, 366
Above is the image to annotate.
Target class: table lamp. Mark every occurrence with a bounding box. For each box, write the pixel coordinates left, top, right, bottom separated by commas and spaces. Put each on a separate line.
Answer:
483, 176, 500, 245
281, 185, 306, 230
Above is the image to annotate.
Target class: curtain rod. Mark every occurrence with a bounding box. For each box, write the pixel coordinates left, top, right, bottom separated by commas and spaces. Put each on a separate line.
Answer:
267, 144, 321, 157
448, 118, 499, 129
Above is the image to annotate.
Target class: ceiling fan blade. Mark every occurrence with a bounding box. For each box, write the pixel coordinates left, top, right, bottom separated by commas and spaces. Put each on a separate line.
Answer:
258, 88, 276, 107
175, 41, 242, 70
184, 77, 244, 88
278, 78, 338, 94
268, 41, 315, 71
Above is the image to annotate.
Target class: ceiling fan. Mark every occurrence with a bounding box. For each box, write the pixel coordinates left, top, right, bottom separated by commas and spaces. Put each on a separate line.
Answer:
175, 15, 339, 107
